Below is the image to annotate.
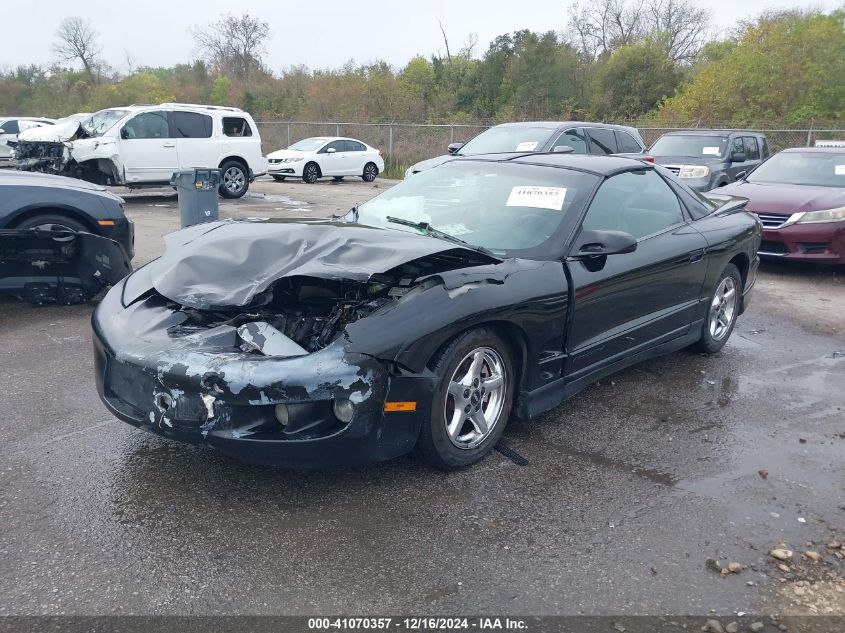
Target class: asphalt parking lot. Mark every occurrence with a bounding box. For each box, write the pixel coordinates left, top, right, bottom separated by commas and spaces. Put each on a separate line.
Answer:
1, 176, 843, 617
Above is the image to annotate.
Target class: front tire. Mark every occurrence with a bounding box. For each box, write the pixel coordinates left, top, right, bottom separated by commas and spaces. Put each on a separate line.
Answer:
694, 263, 742, 353
362, 162, 378, 182
219, 161, 248, 198
416, 328, 515, 469
14, 214, 88, 234
302, 162, 320, 184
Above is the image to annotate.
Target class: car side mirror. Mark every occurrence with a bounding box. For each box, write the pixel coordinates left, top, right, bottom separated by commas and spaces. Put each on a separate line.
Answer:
0, 129, 6, 135
327, 147, 336, 153
569, 229, 638, 259
730, 151, 746, 163
120, 128, 129, 140
447, 142, 463, 154
552, 145, 574, 153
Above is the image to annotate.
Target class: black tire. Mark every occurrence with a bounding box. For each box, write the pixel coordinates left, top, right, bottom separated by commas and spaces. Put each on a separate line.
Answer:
416, 328, 515, 470
14, 214, 88, 234
302, 162, 320, 184
362, 162, 378, 182
271, 175, 286, 182
694, 263, 742, 353
219, 161, 248, 198
332, 176, 344, 182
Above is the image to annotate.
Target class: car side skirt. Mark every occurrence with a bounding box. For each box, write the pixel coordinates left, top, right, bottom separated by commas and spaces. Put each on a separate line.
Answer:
515, 321, 703, 418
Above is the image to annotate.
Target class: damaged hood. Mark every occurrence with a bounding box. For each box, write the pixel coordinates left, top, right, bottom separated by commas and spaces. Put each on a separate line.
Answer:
145, 219, 501, 309
18, 119, 81, 143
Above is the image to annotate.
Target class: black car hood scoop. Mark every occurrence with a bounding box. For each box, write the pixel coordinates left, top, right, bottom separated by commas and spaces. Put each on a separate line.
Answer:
147, 219, 500, 309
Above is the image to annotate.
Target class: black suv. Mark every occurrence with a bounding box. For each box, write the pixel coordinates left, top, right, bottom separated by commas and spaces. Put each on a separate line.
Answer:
648, 130, 770, 192
405, 121, 647, 177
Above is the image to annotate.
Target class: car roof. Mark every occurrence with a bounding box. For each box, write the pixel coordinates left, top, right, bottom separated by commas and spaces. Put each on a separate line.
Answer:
452, 152, 649, 176
660, 130, 763, 137
495, 121, 640, 133
298, 136, 368, 143
780, 146, 845, 154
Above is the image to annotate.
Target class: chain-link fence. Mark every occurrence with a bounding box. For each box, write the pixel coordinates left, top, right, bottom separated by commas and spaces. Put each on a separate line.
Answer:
255, 121, 845, 176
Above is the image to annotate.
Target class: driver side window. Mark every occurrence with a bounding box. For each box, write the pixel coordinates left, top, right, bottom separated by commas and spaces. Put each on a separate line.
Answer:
552, 129, 588, 153
123, 111, 170, 139
582, 170, 685, 240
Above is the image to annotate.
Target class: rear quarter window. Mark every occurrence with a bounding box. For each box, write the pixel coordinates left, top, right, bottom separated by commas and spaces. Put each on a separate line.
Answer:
223, 117, 253, 137
615, 131, 642, 153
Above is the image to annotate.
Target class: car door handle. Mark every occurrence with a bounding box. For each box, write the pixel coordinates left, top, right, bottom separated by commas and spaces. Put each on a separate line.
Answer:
163, 142, 175, 148
689, 248, 705, 263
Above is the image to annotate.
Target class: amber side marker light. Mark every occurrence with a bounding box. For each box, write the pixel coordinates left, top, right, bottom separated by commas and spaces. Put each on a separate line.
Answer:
97, 220, 116, 226
384, 401, 417, 412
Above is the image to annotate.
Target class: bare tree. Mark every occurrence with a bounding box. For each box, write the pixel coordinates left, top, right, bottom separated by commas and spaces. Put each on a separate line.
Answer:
192, 13, 270, 80
568, 0, 645, 59
568, 0, 709, 61
124, 51, 137, 76
438, 21, 452, 63
648, 0, 711, 62
52, 17, 102, 79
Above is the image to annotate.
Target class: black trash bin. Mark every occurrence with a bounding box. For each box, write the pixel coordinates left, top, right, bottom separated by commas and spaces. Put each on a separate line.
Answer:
170, 168, 221, 228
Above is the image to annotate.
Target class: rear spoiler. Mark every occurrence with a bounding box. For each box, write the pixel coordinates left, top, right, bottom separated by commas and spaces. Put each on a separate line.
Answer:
701, 193, 749, 215
0, 229, 132, 304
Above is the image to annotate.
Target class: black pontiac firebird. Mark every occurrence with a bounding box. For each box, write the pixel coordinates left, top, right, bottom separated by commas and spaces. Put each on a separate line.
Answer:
93, 153, 761, 469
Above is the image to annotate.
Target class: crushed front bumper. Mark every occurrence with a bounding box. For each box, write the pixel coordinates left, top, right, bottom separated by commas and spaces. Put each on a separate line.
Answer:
91, 283, 433, 468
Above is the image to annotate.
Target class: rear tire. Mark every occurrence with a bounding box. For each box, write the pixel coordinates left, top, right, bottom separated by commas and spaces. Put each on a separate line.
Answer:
219, 161, 248, 198
694, 264, 742, 353
302, 162, 320, 184
416, 328, 514, 470
362, 162, 378, 182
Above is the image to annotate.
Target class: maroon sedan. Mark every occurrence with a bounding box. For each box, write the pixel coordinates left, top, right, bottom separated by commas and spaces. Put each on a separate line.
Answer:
717, 147, 845, 265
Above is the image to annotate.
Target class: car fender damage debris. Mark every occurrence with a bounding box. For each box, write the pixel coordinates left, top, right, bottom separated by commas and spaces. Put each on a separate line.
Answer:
12, 119, 123, 185
0, 229, 132, 304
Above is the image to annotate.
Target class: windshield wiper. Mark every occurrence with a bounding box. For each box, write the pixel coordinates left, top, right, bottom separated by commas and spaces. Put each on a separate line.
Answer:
386, 216, 494, 257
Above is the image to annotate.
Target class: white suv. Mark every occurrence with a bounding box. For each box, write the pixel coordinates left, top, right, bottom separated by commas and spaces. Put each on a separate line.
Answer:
13, 103, 267, 198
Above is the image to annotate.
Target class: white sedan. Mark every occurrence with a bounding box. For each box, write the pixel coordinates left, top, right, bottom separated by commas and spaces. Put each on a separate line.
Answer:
266, 137, 385, 183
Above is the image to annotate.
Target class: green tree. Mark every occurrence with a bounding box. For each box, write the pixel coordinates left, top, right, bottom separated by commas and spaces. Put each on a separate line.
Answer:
591, 39, 680, 119
659, 9, 845, 126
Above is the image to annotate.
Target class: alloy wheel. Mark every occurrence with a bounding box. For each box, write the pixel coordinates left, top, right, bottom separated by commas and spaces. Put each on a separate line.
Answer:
444, 346, 507, 449
709, 277, 737, 340
224, 166, 245, 194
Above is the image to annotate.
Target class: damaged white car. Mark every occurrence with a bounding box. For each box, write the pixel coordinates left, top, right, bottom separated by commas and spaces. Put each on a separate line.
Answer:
12, 104, 267, 199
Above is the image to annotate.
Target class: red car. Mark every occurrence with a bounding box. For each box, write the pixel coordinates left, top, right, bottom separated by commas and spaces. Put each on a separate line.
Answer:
717, 147, 845, 265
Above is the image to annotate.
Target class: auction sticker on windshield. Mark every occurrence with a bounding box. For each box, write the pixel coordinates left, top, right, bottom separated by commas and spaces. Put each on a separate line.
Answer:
515, 141, 539, 151
702, 146, 721, 155
835, 165, 845, 176
506, 186, 567, 210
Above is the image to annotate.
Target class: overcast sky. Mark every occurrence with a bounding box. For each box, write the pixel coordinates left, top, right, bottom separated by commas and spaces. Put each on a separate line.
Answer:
2, 0, 834, 72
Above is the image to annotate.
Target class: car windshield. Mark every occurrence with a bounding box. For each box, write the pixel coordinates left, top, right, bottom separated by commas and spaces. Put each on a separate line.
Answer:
81, 109, 129, 137
650, 135, 729, 158
457, 127, 556, 155
747, 151, 845, 187
289, 137, 330, 151
352, 161, 598, 256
